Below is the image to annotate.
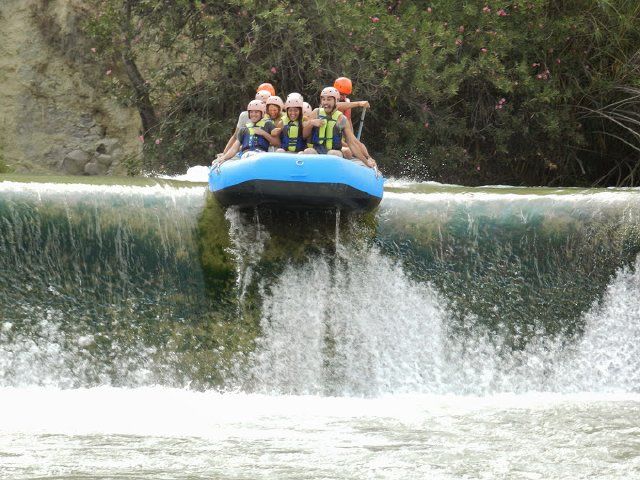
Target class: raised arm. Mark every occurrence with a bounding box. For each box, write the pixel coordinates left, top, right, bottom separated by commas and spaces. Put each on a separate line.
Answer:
271, 119, 284, 138
337, 100, 370, 112
254, 126, 280, 147
302, 109, 321, 139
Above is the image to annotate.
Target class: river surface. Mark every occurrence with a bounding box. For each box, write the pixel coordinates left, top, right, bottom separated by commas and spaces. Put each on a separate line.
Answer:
1, 172, 639, 479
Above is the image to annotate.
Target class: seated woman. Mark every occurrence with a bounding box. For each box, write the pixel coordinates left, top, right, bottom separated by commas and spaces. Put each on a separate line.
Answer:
219, 89, 274, 158
215, 100, 279, 164
266, 95, 285, 123
275, 97, 307, 153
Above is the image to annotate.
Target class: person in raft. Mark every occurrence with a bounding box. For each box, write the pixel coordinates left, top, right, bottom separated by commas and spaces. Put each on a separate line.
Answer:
266, 95, 285, 123
302, 87, 377, 169
334, 77, 370, 122
302, 101, 313, 119
215, 100, 280, 163
264, 95, 286, 151
333, 76, 373, 161
219, 83, 276, 157
275, 96, 307, 153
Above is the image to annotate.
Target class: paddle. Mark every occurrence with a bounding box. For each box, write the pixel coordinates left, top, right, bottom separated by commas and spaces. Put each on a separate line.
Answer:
356, 108, 366, 140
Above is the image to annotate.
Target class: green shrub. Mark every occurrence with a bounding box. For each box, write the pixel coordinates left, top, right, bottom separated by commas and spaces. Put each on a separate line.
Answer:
82, 0, 640, 186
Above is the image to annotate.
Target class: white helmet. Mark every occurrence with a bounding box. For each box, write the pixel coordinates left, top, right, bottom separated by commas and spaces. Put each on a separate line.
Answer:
255, 90, 271, 102
285, 97, 303, 109
266, 95, 284, 109
287, 92, 304, 102
302, 102, 312, 117
320, 86, 340, 102
246, 99, 266, 114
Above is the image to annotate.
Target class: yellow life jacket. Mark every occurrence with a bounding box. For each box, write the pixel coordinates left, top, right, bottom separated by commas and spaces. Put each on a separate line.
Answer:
281, 115, 306, 152
312, 108, 343, 151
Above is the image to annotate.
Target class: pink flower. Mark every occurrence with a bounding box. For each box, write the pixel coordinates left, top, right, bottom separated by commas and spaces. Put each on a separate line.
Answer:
482, 6, 491, 13
499, 98, 506, 104
497, 9, 507, 16
138, 135, 144, 143
90, 47, 97, 53
455, 38, 463, 46
476, 165, 481, 171
424, 122, 430, 128
396, 58, 401, 64
532, 63, 540, 67
481, 48, 488, 53
105, 69, 112, 75
556, 58, 561, 64
155, 138, 162, 145
371, 16, 379, 23
458, 25, 465, 33
270, 66, 277, 74
427, 7, 432, 13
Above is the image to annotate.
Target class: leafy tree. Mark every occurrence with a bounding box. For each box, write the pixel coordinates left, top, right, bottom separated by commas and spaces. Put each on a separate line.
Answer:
82, 0, 640, 186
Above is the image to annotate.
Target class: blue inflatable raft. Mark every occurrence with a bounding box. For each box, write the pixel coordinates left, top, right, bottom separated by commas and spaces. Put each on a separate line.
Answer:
208, 153, 384, 211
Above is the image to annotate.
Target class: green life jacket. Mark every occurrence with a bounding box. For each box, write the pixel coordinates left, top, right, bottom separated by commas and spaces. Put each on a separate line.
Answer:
311, 108, 343, 152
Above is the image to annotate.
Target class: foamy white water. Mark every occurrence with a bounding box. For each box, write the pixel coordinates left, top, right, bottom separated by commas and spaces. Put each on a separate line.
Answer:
249, 247, 447, 395
1, 387, 639, 479
2, 180, 640, 478
245, 243, 640, 396
159, 165, 211, 183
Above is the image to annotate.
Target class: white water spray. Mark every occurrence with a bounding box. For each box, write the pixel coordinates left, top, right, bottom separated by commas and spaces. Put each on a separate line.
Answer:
248, 244, 640, 395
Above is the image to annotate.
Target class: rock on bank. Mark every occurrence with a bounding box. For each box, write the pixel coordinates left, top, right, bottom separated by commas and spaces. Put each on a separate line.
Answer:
0, 0, 141, 175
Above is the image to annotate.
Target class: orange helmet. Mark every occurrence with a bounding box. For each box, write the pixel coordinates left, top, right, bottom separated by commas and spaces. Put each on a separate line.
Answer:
334, 77, 352, 95
247, 99, 266, 114
257, 83, 276, 96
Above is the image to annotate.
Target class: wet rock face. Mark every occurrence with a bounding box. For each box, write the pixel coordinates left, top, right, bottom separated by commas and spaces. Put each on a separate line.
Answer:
0, 0, 141, 175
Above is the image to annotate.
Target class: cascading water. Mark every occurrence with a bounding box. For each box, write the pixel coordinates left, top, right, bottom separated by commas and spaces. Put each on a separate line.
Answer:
1, 177, 639, 479
248, 246, 448, 396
